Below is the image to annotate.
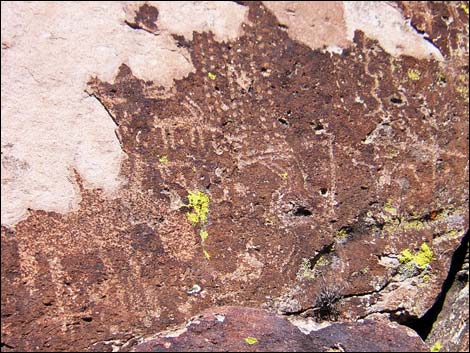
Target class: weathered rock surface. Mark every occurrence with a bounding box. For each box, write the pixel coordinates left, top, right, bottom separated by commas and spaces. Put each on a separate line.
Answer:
427, 283, 469, 352
264, 1, 444, 59
0, 1, 248, 226
1, 1, 469, 352
108, 306, 427, 352
426, 235, 469, 352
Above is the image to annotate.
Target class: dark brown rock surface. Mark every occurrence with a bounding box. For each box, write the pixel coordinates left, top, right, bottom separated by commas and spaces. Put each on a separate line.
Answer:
1, 1, 469, 352
127, 307, 427, 352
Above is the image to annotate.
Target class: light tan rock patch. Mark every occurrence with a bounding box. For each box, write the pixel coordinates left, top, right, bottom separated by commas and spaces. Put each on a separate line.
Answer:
264, 1, 444, 60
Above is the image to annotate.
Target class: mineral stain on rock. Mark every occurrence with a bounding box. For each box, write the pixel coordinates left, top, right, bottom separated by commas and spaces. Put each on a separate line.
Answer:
1, 1, 469, 352
125, 4, 160, 33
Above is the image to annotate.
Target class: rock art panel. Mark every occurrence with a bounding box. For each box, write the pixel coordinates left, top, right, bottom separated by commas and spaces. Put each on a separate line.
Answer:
0, 1, 248, 226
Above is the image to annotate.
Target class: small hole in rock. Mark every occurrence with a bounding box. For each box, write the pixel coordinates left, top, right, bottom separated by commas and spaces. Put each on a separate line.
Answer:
390, 96, 403, 104
293, 206, 312, 217
310, 121, 324, 131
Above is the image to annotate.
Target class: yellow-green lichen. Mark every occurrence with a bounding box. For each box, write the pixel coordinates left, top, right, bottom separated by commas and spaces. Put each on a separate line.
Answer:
384, 199, 398, 216
200, 229, 209, 242
381, 201, 428, 233
185, 190, 210, 226
316, 256, 329, 267
300, 258, 315, 280
158, 155, 169, 164
456, 85, 469, 100
299, 256, 330, 280
382, 218, 401, 233
399, 249, 414, 263
422, 274, 430, 282
436, 73, 446, 86
444, 229, 461, 239
387, 148, 400, 158
430, 341, 442, 352
407, 69, 421, 81
280, 172, 289, 180
399, 243, 434, 270
403, 220, 424, 231
185, 191, 211, 260
244, 337, 258, 345
457, 72, 469, 101
432, 208, 460, 222
336, 228, 349, 239
461, 3, 469, 15
208, 72, 216, 80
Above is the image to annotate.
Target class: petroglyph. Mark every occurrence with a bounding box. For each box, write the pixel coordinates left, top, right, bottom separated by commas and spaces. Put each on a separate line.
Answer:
1, 1, 249, 226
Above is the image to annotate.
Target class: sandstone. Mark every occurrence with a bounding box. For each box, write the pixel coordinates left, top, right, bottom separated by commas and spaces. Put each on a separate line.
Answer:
0, 1, 248, 226
263, 1, 444, 60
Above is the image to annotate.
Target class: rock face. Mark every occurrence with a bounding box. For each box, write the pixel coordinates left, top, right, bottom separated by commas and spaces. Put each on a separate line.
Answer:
119, 306, 427, 352
1, 1, 469, 352
427, 282, 469, 352
0, 1, 248, 226
426, 235, 469, 352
